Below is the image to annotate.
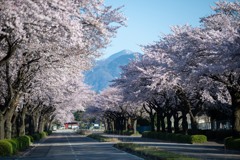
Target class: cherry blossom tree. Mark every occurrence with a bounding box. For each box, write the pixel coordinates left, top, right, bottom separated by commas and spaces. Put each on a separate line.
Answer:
0, 0, 126, 139
96, 87, 124, 132
0, 50, 41, 139
148, 1, 240, 135
111, 1, 237, 135
0, 0, 126, 65
194, 1, 240, 135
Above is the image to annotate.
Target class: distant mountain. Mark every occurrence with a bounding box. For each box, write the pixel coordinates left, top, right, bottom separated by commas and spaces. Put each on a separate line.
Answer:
84, 50, 142, 92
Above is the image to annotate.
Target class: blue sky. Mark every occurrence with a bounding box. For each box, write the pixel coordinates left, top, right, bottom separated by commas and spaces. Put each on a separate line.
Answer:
101, 0, 221, 59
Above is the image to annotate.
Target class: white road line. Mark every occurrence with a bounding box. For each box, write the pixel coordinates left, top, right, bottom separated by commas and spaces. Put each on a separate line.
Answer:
65, 133, 79, 160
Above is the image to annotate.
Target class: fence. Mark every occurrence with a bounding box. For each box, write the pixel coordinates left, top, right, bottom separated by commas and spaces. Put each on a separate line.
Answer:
197, 120, 232, 130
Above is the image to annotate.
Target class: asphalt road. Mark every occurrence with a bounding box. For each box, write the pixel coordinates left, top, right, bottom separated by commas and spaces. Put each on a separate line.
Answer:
3, 131, 240, 160
2, 130, 142, 160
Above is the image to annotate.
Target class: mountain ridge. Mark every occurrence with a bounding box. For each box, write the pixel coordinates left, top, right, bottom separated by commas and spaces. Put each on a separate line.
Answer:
84, 50, 142, 92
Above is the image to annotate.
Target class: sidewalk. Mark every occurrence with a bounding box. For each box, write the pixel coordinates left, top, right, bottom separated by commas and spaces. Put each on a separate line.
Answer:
102, 134, 240, 160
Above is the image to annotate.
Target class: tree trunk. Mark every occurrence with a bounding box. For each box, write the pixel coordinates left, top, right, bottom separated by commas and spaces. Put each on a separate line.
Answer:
150, 115, 155, 132
167, 111, 172, 133
38, 116, 45, 133
156, 112, 161, 132
0, 112, 5, 140
233, 107, 240, 136
190, 116, 198, 134
104, 119, 108, 131
27, 115, 34, 135
33, 112, 40, 133
173, 111, 180, 133
11, 113, 18, 138
4, 94, 20, 139
18, 106, 27, 136
5, 116, 12, 139
182, 111, 188, 135
189, 110, 198, 133
143, 103, 155, 132
228, 89, 240, 137
160, 113, 165, 132
131, 119, 137, 134
111, 120, 115, 131
44, 116, 52, 131
107, 119, 111, 131
47, 118, 54, 131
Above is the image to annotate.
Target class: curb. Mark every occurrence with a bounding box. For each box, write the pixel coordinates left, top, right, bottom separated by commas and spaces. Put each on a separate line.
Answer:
21, 137, 48, 157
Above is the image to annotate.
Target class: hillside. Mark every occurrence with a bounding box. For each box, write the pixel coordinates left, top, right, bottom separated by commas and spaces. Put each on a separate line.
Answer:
84, 50, 141, 92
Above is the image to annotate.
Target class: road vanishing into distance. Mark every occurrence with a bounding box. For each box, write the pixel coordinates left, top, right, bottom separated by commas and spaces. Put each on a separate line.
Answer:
3, 130, 142, 160
2, 130, 240, 160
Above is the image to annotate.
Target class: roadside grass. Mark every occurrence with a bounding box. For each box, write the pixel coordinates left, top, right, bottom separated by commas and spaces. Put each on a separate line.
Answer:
114, 143, 199, 160
105, 130, 142, 136
76, 129, 92, 135
87, 134, 120, 142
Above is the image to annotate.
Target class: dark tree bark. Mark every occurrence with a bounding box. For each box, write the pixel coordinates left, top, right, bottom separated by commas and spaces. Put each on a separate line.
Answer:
166, 111, 172, 133
228, 87, 240, 137
143, 103, 155, 132
182, 110, 188, 135
173, 110, 180, 133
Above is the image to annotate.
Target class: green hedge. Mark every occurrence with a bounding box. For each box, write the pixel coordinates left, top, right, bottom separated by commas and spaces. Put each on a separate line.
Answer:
0, 140, 13, 156
0, 131, 51, 157
188, 130, 232, 141
28, 135, 34, 143
191, 135, 207, 143
47, 130, 52, 135
142, 131, 207, 144
6, 139, 18, 154
224, 137, 240, 150
17, 135, 31, 151
32, 133, 41, 141
31, 131, 48, 142
0, 136, 31, 157
40, 132, 47, 139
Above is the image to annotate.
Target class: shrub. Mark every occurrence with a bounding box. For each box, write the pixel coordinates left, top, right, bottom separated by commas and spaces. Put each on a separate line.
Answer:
27, 135, 34, 142
188, 130, 232, 141
224, 137, 240, 150
191, 135, 207, 143
142, 131, 207, 144
39, 132, 47, 139
11, 138, 20, 151
0, 140, 13, 156
17, 135, 31, 151
6, 139, 18, 154
47, 130, 52, 135
32, 133, 41, 141
176, 134, 191, 143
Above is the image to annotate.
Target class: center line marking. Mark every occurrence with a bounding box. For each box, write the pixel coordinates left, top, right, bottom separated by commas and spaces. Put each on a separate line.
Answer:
65, 133, 78, 159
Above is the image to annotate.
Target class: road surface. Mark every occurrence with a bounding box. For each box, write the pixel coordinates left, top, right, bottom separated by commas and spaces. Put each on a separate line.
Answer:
2, 130, 142, 160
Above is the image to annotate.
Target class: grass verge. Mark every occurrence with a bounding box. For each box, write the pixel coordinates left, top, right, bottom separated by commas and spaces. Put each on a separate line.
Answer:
114, 143, 199, 160
87, 134, 120, 142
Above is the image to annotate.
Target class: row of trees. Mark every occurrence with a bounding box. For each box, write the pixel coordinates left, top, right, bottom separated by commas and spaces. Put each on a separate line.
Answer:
86, 1, 240, 136
0, 0, 125, 139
